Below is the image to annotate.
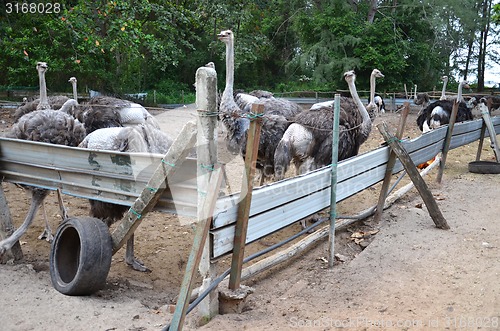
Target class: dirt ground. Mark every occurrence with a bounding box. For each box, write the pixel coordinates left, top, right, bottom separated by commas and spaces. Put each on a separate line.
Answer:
0, 102, 499, 331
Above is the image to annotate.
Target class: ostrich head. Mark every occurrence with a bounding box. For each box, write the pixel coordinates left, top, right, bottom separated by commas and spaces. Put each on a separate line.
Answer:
441, 75, 448, 83
217, 29, 233, 44
36, 62, 48, 73
68, 77, 77, 84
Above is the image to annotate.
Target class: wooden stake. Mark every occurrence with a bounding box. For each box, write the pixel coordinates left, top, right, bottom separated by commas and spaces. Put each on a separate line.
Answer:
373, 102, 410, 222
0, 184, 23, 262
169, 168, 223, 331
476, 121, 487, 161
228, 103, 264, 290
328, 94, 340, 268
437, 100, 459, 183
479, 103, 500, 162
377, 122, 450, 229
111, 121, 197, 253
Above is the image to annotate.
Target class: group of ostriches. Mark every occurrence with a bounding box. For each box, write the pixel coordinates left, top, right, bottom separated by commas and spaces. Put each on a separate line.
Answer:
2, 30, 482, 266
0, 62, 172, 271
218, 29, 385, 188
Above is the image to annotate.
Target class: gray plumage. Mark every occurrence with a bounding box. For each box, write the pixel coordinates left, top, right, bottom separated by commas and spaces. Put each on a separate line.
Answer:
274, 70, 379, 180
217, 29, 302, 182
79, 122, 173, 271
72, 96, 160, 134
14, 95, 70, 122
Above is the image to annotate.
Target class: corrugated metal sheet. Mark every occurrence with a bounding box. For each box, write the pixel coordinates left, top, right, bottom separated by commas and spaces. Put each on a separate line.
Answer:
210, 117, 500, 258
0, 137, 198, 217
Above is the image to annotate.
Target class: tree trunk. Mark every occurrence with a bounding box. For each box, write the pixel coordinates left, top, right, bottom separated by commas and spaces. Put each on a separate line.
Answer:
477, 0, 492, 92
367, 0, 378, 23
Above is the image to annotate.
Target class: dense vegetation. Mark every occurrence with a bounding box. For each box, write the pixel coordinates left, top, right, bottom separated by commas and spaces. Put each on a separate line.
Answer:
0, 0, 498, 103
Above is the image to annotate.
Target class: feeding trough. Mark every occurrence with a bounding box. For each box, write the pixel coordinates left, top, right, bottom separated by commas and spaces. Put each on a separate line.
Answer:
468, 160, 500, 174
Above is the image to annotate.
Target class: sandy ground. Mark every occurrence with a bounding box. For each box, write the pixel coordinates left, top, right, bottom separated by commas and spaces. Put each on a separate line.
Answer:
0, 102, 499, 331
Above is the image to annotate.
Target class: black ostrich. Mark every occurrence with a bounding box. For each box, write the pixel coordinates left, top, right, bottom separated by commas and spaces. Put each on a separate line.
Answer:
416, 80, 473, 132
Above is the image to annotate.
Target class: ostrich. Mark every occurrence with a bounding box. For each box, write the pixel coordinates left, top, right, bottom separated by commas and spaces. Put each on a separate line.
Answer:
217, 29, 302, 182
0, 108, 85, 254
74, 96, 160, 134
414, 84, 430, 109
0, 64, 85, 255
416, 80, 473, 132
274, 69, 382, 181
79, 123, 173, 271
13, 63, 70, 122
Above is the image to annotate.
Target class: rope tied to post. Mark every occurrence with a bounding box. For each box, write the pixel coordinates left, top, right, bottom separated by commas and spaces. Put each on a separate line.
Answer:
161, 159, 175, 167
129, 208, 142, 219
245, 112, 265, 120
200, 164, 215, 171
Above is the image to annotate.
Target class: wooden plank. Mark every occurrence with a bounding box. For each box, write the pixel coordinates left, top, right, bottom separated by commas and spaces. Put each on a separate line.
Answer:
111, 121, 198, 253
374, 103, 410, 222
328, 94, 341, 268
169, 168, 223, 331
378, 122, 449, 229
437, 101, 460, 182
229, 103, 264, 290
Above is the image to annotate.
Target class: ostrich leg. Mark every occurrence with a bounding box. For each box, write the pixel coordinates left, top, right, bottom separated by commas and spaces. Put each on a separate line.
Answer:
125, 234, 150, 272
37, 201, 53, 241
0, 188, 49, 256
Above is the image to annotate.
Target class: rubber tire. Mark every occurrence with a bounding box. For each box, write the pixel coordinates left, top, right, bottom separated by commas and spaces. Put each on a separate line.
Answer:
468, 161, 500, 174
50, 217, 112, 296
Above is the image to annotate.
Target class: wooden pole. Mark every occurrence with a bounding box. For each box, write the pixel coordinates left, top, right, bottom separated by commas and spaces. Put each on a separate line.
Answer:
476, 122, 487, 161
377, 122, 450, 230
328, 94, 340, 268
169, 168, 223, 331
373, 102, 410, 222
436, 100, 459, 183
194, 65, 219, 320
110, 121, 197, 253
479, 103, 500, 162
0, 185, 23, 262
228, 103, 264, 290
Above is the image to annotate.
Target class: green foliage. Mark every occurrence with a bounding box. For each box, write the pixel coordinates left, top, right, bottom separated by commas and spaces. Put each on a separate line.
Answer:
0, 0, 497, 97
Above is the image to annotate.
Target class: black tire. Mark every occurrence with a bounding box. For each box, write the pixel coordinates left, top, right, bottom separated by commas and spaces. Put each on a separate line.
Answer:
468, 161, 500, 174
50, 217, 112, 295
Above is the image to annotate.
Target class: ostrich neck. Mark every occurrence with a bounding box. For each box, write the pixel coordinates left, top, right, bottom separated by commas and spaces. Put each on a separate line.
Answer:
347, 79, 371, 126
38, 69, 49, 109
72, 82, 78, 101
369, 74, 376, 105
441, 80, 447, 99
221, 39, 235, 106
457, 83, 463, 102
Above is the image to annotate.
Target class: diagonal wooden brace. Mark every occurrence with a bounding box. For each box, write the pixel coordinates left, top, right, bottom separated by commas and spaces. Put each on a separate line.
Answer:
377, 122, 450, 230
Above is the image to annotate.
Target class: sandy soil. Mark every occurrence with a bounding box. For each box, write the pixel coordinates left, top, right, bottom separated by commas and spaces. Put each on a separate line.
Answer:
0, 102, 499, 331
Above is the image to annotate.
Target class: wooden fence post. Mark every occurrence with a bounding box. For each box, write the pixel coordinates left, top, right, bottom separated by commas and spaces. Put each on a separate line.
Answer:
328, 94, 340, 268
228, 103, 264, 290
373, 102, 410, 222
0, 185, 23, 262
169, 168, 223, 331
194, 65, 219, 321
377, 122, 450, 230
437, 101, 459, 183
